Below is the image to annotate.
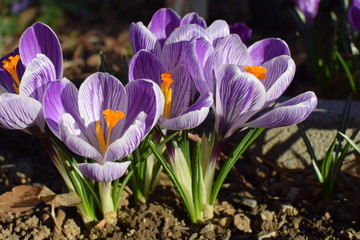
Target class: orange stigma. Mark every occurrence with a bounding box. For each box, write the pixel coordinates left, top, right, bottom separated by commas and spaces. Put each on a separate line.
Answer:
2, 55, 21, 93
96, 109, 125, 153
244, 65, 267, 80
160, 72, 174, 118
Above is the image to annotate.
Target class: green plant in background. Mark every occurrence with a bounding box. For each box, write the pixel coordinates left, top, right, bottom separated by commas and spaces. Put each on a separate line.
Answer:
298, 94, 359, 203
292, 0, 359, 98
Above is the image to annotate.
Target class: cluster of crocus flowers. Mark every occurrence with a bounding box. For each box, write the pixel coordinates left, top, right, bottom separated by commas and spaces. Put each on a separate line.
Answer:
0, 7, 318, 227
0, 22, 63, 133
128, 8, 318, 223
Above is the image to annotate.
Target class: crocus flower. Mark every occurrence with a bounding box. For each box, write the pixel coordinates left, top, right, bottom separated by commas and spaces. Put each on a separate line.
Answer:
214, 64, 317, 140
130, 8, 206, 54
349, 0, 360, 32
294, 0, 321, 23
186, 34, 317, 139
229, 22, 252, 45
11, 0, 31, 14
0, 22, 63, 133
130, 8, 234, 57
129, 23, 214, 132
43, 72, 164, 182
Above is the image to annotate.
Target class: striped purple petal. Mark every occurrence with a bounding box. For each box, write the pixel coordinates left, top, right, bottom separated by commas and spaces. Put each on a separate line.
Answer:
129, 22, 162, 56
181, 12, 207, 28
19, 54, 56, 102
206, 20, 230, 44
148, 8, 181, 47
161, 24, 210, 69
261, 55, 296, 106
248, 38, 291, 66
215, 64, 266, 139
0, 93, 44, 131
160, 92, 213, 130
121, 79, 163, 135
78, 161, 131, 182
205, 34, 251, 92
244, 91, 318, 128
59, 113, 103, 162
185, 37, 214, 94
104, 112, 147, 162
19, 22, 63, 79
169, 65, 191, 117
43, 79, 80, 138
128, 50, 166, 86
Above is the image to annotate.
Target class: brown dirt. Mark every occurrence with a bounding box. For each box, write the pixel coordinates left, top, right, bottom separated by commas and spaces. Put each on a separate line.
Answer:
1, 129, 360, 239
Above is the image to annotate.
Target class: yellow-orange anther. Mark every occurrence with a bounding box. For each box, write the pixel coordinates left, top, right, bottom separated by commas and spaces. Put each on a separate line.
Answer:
160, 72, 174, 118
96, 109, 125, 153
244, 65, 267, 80
103, 109, 125, 131
96, 120, 107, 152
2, 55, 21, 93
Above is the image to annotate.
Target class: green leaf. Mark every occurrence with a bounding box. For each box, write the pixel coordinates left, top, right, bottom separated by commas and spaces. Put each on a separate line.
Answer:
338, 131, 360, 154
335, 51, 356, 93
210, 128, 264, 205
192, 141, 201, 220
147, 138, 197, 223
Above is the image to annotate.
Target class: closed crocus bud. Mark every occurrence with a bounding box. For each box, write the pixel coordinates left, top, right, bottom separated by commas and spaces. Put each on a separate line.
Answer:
349, 0, 360, 31
294, 0, 321, 23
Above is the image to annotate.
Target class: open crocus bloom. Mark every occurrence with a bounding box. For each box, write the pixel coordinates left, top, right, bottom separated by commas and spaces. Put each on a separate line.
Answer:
186, 34, 292, 95
129, 49, 213, 130
43, 72, 164, 182
185, 34, 317, 139
0, 22, 63, 132
214, 64, 317, 140
349, 0, 360, 32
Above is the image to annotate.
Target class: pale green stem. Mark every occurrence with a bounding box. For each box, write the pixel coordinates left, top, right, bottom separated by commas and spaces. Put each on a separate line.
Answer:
99, 181, 115, 215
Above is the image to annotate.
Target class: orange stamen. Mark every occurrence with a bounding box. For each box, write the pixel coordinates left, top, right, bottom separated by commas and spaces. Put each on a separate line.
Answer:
96, 109, 126, 153
160, 72, 174, 118
2, 55, 21, 93
244, 65, 267, 80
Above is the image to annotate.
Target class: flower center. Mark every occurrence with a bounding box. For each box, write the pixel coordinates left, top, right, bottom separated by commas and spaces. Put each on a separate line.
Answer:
96, 109, 125, 152
160, 72, 174, 118
244, 65, 267, 80
2, 55, 21, 93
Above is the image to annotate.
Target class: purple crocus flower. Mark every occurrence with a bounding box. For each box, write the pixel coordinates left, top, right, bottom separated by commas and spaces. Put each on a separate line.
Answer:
129, 23, 215, 131
43, 72, 164, 182
349, 0, 360, 32
0, 22, 63, 133
229, 22, 252, 45
129, 48, 212, 130
130, 8, 234, 57
186, 34, 317, 139
294, 0, 321, 23
130, 8, 206, 53
11, 0, 31, 14
214, 64, 317, 139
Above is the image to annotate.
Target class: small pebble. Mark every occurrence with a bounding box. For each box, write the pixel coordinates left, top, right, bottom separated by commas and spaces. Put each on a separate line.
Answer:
257, 231, 277, 240
219, 216, 232, 228
200, 223, 214, 234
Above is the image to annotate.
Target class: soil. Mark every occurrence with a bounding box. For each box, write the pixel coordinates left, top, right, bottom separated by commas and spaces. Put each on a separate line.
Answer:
1, 127, 360, 240
1, 3, 360, 240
